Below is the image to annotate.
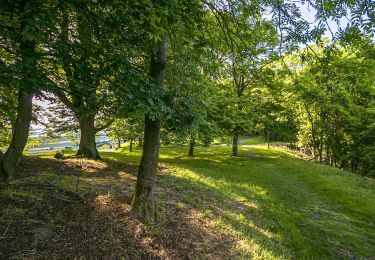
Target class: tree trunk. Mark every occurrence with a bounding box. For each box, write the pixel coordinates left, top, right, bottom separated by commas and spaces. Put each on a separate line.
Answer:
117, 139, 121, 149
1, 89, 33, 181
132, 33, 168, 223
77, 115, 100, 159
129, 139, 133, 152
132, 116, 161, 222
232, 132, 238, 156
188, 135, 195, 157
318, 143, 323, 164
267, 131, 270, 149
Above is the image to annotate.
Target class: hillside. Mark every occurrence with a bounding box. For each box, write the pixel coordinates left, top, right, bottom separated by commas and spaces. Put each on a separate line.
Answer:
1, 146, 374, 259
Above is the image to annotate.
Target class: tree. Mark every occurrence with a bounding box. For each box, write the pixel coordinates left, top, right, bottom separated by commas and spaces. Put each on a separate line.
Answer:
44, 3, 120, 159
106, 116, 143, 151
0, 0, 46, 181
132, 32, 168, 221
162, 38, 217, 157
204, 2, 279, 156
131, 0, 204, 222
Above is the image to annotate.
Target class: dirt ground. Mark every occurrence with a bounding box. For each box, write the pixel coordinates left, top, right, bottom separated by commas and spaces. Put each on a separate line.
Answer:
0, 156, 235, 259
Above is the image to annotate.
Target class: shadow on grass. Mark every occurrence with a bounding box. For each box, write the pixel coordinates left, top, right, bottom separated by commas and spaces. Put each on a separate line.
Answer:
157, 146, 375, 259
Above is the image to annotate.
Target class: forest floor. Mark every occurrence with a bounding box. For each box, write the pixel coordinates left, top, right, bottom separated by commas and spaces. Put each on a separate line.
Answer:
1, 145, 375, 259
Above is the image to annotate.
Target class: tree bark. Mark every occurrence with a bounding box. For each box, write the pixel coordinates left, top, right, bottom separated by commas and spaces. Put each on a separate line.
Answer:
117, 139, 121, 149
132, 33, 168, 223
188, 135, 195, 157
232, 132, 238, 156
129, 138, 133, 152
1, 89, 33, 181
267, 131, 270, 149
77, 115, 100, 159
132, 116, 161, 222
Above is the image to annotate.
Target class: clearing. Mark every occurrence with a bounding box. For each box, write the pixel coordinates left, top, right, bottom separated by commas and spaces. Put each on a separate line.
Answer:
1, 146, 374, 259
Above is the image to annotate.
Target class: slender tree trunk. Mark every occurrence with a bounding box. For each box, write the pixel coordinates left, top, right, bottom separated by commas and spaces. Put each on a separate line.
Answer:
132, 116, 161, 221
318, 142, 323, 163
77, 114, 100, 159
326, 145, 331, 165
117, 139, 121, 149
267, 131, 270, 149
232, 131, 239, 156
129, 139, 133, 152
1, 89, 33, 181
188, 135, 195, 157
132, 33, 168, 222
319, 151, 323, 163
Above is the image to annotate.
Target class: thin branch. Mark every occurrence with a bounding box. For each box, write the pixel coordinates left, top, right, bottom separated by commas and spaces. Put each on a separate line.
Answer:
95, 119, 114, 133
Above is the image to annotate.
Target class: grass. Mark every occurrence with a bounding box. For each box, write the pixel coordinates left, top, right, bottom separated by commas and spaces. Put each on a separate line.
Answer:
2, 145, 375, 259
240, 136, 267, 145
104, 145, 375, 259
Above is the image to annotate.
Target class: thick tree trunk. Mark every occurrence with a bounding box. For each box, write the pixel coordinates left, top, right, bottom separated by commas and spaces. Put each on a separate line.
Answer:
232, 132, 238, 156
188, 135, 195, 157
129, 139, 133, 152
1, 89, 33, 181
77, 115, 100, 159
132, 33, 168, 223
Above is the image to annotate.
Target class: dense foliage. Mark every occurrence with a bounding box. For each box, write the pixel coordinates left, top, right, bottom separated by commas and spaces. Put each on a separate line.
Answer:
289, 39, 375, 175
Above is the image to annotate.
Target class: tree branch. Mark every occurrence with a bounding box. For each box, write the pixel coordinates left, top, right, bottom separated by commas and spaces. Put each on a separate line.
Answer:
95, 119, 114, 133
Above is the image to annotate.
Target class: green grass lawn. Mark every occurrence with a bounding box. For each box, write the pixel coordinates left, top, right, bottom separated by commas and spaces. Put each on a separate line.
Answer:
103, 145, 375, 259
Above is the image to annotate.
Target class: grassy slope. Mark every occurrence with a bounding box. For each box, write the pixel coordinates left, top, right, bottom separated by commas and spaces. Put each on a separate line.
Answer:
104, 146, 375, 259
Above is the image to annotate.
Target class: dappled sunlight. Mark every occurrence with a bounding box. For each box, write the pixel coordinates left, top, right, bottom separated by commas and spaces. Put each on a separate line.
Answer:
155, 145, 375, 258
210, 216, 287, 259
65, 158, 109, 173
93, 193, 113, 209
117, 171, 137, 180
167, 165, 271, 202
160, 164, 289, 258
